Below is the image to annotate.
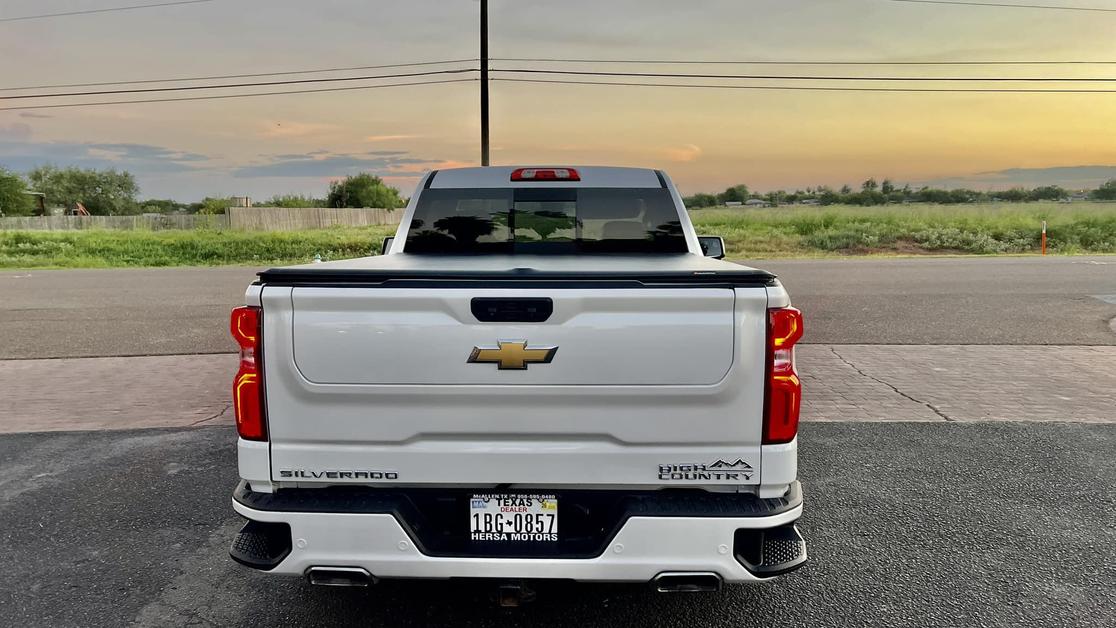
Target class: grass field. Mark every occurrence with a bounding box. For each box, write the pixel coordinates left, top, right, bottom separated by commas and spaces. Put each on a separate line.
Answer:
691, 202, 1116, 258
1, 202, 1114, 269
0, 225, 398, 269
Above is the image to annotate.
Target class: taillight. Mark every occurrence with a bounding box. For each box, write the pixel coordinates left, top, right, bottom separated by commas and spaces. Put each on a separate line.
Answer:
230, 306, 266, 441
510, 168, 580, 181
764, 307, 803, 444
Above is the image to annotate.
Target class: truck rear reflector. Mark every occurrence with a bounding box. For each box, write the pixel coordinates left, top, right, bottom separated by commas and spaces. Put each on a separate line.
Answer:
764, 307, 803, 445
231, 306, 267, 441
510, 168, 580, 181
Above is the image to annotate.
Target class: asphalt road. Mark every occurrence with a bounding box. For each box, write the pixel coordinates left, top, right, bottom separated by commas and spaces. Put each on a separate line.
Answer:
0, 422, 1111, 627
1, 256, 1114, 359
762, 256, 1116, 346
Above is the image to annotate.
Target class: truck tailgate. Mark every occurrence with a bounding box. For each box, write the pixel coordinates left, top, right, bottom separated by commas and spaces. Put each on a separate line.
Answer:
290, 288, 734, 386
261, 285, 770, 488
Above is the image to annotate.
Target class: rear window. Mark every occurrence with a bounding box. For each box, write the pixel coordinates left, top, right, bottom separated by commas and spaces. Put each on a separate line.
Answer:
404, 188, 687, 254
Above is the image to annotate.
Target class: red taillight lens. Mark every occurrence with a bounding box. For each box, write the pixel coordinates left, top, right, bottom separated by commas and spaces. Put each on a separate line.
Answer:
231, 306, 266, 441
510, 168, 580, 181
764, 307, 803, 444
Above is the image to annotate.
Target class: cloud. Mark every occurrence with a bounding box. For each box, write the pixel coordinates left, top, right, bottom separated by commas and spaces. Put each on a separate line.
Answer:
259, 121, 339, 138
232, 150, 439, 178
365, 134, 419, 142
87, 143, 209, 162
664, 144, 702, 163
0, 139, 211, 174
18, 112, 53, 119
389, 159, 471, 174
377, 159, 474, 192
0, 123, 33, 142
921, 165, 1116, 190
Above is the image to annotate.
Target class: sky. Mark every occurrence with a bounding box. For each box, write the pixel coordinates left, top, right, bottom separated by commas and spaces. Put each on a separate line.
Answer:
1, 0, 1115, 201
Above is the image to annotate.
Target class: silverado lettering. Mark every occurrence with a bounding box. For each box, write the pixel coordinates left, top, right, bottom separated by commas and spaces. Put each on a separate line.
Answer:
278, 470, 398, 480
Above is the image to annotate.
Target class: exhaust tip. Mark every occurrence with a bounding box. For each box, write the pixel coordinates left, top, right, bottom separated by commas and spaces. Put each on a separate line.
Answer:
652, 572, 722, 593
306, 567, 374, 587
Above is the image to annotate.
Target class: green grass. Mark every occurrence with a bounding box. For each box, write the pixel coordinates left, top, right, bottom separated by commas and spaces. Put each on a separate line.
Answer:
690, 202, 1116, 258
2, 202, 1115, 269
0, 226, 398, 269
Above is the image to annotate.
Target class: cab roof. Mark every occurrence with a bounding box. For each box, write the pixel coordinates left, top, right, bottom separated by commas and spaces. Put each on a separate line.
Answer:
427, 166, 666, 189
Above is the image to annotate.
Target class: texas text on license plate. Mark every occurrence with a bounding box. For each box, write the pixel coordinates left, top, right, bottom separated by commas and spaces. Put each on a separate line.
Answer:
469, 493, 558, 542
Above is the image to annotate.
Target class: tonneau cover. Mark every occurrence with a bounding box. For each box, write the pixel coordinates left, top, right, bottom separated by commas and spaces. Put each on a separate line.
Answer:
258, 254, 776, 286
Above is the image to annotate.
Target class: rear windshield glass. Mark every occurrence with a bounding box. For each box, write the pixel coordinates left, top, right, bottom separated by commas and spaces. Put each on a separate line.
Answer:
404, 187, 687, 254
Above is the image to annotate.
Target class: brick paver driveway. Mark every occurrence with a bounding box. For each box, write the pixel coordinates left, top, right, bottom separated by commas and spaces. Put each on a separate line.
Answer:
3, 346, 1114, 433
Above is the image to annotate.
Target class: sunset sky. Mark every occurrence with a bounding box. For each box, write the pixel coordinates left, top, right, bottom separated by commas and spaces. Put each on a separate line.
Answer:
1, 0, 1115, 201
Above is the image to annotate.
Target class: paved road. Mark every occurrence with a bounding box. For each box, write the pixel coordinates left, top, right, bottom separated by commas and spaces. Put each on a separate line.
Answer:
0, 266, 252, 360
0, 422, 1111, 628
760, 256, 1116, 346
2, 256, 1114, 359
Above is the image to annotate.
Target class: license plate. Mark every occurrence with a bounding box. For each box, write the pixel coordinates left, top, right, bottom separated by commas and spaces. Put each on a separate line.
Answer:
469, 493, 558, 542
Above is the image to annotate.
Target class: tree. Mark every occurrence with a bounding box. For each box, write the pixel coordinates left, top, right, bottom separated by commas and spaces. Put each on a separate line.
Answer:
765, 190, 788, 206
139, 198, 188, 213
817, 187, 841, 205
996, 188, 1029, 202
916, 187, 951, 203
947, 189, 978, 204
881, 179, 895, 195
851, 190, 886, 206
0, 167, 34, 216
196, 197, 232, 215
327, 173, 404, 209
717, 184, 750, 204
1028, 185, 1067, 202
262, 194, 327, 208
839, 184, 852, 195
1090, 180, 1116, 201
27, 165, 138, 215
683, 192, 718, 208
861, 178, 879, 192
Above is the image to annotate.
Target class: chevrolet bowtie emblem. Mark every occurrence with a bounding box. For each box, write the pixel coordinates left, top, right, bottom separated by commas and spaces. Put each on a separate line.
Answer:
468, 340, 558, 370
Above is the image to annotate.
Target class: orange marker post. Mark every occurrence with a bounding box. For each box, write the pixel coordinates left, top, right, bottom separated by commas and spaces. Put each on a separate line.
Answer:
1041, 221, 1047, 256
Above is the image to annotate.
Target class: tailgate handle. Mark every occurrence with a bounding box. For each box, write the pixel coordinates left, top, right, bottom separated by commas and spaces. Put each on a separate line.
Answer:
471, 298, 553, 323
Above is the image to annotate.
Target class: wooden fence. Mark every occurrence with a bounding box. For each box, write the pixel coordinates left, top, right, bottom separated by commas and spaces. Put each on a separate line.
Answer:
0, 207, 402, 231
226, 207, 401, 231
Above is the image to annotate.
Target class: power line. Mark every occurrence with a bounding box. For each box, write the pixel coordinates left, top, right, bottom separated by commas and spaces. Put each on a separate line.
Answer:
886, 0, 1116, 11
0, 78, 479, 112
494, 56, 1116, 66
491, 68, 1116, 82
493, 77, 1116, 93
1, 74, 1108, 112
0, 59, 479, 92
0, 0, 215, 23
9, 57, 1112, 96
0, 68, 479, 100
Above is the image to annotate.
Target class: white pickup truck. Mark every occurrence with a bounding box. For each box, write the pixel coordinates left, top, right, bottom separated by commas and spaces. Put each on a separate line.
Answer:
228, 166, 806, 594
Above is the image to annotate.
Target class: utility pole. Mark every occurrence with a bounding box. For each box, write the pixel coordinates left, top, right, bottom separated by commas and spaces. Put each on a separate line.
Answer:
480, 0, 490, 166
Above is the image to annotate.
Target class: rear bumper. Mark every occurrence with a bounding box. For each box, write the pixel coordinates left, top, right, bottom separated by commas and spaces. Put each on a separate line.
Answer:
230, 481, 806, 583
